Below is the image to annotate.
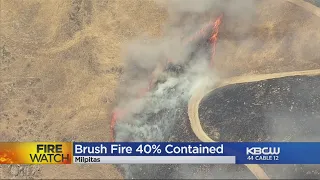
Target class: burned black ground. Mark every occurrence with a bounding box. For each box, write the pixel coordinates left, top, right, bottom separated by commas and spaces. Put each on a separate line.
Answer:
120, 75, 320, 179
199, 75, 320, 179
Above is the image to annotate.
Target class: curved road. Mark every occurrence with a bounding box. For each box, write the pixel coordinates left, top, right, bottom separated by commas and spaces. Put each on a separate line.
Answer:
188, 69, 320, 179
188, 1, 319, 179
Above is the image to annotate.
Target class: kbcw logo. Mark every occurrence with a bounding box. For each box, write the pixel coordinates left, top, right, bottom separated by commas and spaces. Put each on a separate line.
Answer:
246, 147, 280, 155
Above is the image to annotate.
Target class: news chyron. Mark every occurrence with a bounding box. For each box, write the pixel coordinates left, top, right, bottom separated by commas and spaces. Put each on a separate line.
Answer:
0, 142, 72, 164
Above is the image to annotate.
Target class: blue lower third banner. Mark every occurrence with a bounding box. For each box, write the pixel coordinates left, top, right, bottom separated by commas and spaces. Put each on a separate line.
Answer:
72, 142, 320, 164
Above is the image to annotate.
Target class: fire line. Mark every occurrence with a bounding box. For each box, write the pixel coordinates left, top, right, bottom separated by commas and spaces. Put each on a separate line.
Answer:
110, 14, 224, 142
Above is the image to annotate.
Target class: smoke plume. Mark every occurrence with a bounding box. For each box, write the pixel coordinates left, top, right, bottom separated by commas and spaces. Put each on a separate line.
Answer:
114, 0, 256, 142
112, 0, 320, 178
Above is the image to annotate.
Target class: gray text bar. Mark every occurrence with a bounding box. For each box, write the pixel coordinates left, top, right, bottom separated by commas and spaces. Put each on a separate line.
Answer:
73, 156, 235, 164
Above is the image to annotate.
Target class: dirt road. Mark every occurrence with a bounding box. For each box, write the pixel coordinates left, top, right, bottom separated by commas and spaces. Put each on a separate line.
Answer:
187, 2, 320, 178
1, 0, 320, 179
188, 69, 320, 179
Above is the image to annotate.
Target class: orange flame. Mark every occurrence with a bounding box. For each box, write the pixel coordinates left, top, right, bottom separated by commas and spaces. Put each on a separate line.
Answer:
110, 14, 223, 142
110, 112, 117, 142
0, 151, 15, 164
209, 14, 223, 68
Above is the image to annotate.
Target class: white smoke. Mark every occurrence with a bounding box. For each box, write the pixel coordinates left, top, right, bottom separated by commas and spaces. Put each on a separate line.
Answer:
112, 0, 320, 179
114, 0, 256, 142
112, 0, 257, 178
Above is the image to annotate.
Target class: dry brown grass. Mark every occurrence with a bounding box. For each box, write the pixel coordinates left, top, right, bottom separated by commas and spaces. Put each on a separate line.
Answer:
0, 0, 319, 179
0, 0, 166, 178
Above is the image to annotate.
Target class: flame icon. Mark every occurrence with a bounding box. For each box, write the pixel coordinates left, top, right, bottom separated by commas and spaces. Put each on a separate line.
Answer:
0, 150, 15, 164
